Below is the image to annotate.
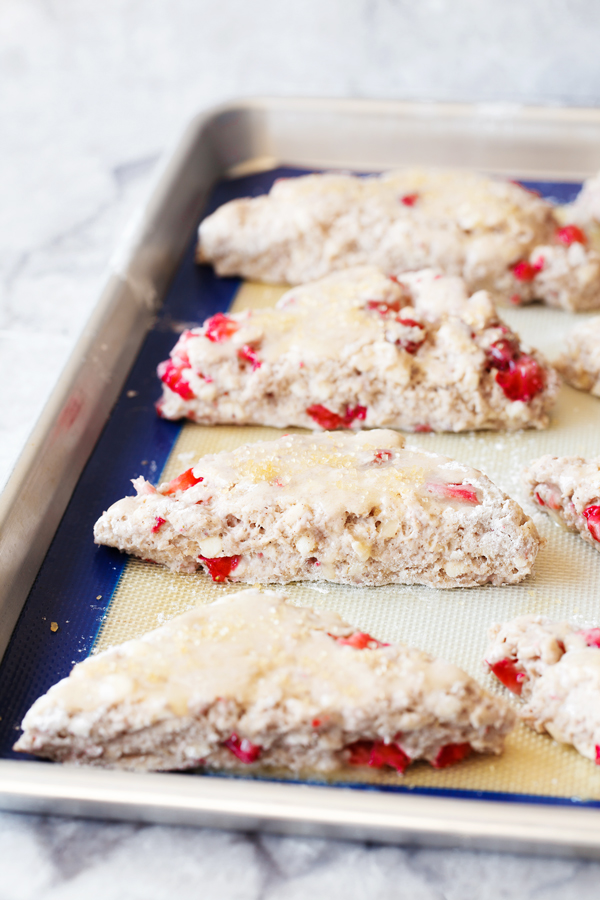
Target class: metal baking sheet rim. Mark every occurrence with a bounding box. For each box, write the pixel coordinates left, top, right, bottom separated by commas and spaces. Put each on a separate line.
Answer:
2, 97, 600, 853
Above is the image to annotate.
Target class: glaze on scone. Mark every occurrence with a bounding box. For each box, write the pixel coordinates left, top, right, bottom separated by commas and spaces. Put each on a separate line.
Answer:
555, 316, 600, 397
157, 267, 558, 432
15, 590, 515, 773
94, 430, 541, 588
197, 168, 600, 311
485, 615, 600, 765
523, 455, 600, 552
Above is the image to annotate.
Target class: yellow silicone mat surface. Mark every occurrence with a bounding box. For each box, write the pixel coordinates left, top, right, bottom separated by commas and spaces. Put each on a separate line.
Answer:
94, 280, 600, 800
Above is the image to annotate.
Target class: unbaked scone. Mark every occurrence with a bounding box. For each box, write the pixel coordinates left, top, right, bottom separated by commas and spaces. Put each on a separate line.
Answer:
197, 168, 600, 311
157, 267, 559, 432
555, 315, 600, 397
523, 455, 600, 552
15, 589, 515, 773
485, 615, 600, 765
94, 430, 542, 588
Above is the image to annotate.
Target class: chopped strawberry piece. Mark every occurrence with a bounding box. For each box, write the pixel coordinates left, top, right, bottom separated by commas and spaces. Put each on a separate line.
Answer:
556, 224, 587, 246
306, 404, 367, 429
495, 354, 545, 402
346, 740, 410, 773
237, 345, 262, 370
425, 482, 480, 504
596, 745, 600, 765
512, 260, 540, 282
369, 742, 411, 772
346, 405, 367, 423
400, 193, 419, 207
583, 505, 600, 543
162, 468, 203, 495
205, 312, 239, 342
414, 424, 432, 433
366, 299, 403, 315
224, 733, 261, 764
312, 718, 322, 728
431, 742, 472, 769
306, 404, 347, 429
157, 359, 195, 401
576, 628, 600, 648
373, 449, 393, 464
152, 516, 166, 533
346, 740, 373, 766
534, 491, 545, 507
396, 318, 426, 354
198, 555, 240, 582
488, 658, 526, 695
510, 293, 522, 305
332, 631, 390, 649
485, 339, 519, 372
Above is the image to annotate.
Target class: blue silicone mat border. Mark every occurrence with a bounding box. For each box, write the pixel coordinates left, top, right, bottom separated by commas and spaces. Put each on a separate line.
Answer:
0, 166, 592, 809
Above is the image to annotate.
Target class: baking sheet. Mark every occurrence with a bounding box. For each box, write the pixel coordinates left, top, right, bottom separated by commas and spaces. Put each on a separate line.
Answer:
1, 162, 599, 814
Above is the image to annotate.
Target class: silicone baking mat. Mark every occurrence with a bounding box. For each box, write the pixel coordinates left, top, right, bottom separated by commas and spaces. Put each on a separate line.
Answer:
2, 167, 599, 806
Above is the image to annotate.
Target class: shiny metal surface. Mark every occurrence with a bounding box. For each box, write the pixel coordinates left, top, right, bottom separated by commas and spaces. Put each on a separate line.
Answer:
1, 98, 600, 852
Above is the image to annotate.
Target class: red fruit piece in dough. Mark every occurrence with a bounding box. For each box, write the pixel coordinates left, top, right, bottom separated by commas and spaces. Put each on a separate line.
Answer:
583, 505, 600, 543
486, 339, 519, 372
556, 224, 587, 246
414, 424, 432, 433
373, 449, 393, 464
198, 555, 240, 582
205, 313, 239, 342
397, 318, 426, 354
495, 354, 545, 402
347, 740, 410, 773
152, 517, 166, 533
512, 260, 541, 282
596, 745, 600, 766
366, 299, 403, 315
237, 345, 262, 370
346, 405, 367, 424
488, 658, 526, 695
577, 628, 600, 648
534, 492, 545, 507
431, 742, 472, 769
400, 193, 419, 206
157, 359, 195, 401
162, 468, 203, 495
306, 404, 346, 429
224, 733, 261, 763
306, 404, 367, 429
346, 740, 373, 766
425, 482, 480, 504
332, 631, 390, 649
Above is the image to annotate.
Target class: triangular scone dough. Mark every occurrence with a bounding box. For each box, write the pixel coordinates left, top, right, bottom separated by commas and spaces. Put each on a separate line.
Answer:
485, 615, 600, 764
555, 316, 600, 397
15, 590, 515, 773
197, 168, 600, 310
157, 267, 558, 432
94, 430, 541, 588
523, 455, 600, 552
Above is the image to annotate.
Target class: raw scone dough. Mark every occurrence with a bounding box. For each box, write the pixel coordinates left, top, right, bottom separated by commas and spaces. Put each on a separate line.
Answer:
94, 430, 542, 588
157, 267, 559, 433
15, 589, 515, 773
485, 615, 600, 765
523, 454, 600, 553
197, 168, 600, 311
555, 315, 600, 397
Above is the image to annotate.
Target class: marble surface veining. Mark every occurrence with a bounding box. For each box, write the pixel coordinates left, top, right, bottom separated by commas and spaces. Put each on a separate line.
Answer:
3, 0, 600, 895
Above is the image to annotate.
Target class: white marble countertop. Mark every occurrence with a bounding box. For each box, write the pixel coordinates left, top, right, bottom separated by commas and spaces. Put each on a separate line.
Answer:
3, 1, 600, 895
